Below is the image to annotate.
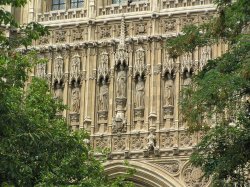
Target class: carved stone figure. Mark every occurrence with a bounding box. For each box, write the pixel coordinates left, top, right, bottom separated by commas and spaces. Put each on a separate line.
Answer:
70, 55, 81, 81
54, 82, 63, 101
164, 73, 174, 106
147, 130, 156, 151
99, 80, 109, 111
36, 63, 46, 79
71, 82, 80, 113
135, 76, 145, 108
54, 56, 64, 82
116, 64, 126, 98
183, 71, 192, 86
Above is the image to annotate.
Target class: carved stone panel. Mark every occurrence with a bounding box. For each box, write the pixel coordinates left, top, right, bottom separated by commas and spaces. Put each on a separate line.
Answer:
112, 136, 126, 152
160, 132, 176, 149
54, 30, 67, 43
162, 19, 177, 33
130, 134, 146, 151
36, 62, 47, 79
179, 131, 193, 147
181, 162, 210, 187
156, 160, 180, 175
94, 137, 109, 150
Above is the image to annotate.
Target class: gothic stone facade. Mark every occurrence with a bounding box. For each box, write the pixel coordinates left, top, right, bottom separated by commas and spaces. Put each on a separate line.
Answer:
12, 0, 227, 186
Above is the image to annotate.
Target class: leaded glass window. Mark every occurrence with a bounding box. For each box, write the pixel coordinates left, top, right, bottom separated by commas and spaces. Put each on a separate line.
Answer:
112, 0, 127, 5
52, 0, 66, 10
71, 0, 84, 8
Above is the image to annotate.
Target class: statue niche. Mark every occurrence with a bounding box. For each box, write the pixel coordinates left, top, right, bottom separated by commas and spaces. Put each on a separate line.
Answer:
135, 76, 145, 109
54, 81, 63, 101
116, 63, 127, 99
99, 79, 109, 111
162, 72, 175, 130
164, 72, 174, 107
133, 75, 145, 131
71, 81, 80, 114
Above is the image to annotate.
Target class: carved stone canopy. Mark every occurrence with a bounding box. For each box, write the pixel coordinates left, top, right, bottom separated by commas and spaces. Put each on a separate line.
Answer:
134, 47, 146, 78
53, 55, 64, 83
70, 53, 81, 83
97, 51, 109, 82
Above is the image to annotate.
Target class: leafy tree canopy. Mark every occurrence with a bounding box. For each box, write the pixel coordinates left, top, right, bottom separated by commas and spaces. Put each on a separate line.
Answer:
166, 0, 250, 186
0, 1, 135, 186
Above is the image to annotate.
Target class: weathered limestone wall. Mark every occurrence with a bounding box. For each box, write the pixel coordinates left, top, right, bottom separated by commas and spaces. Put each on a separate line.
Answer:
15, 0, 225, 186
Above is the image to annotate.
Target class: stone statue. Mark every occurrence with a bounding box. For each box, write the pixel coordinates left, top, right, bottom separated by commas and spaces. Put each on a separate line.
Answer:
99, 80, 109, 111
54, 56, 64, 81
183, 71, 191, 86
116, 64, 126, 98
135, 76, 145, 108
164, 73, 174, 106
71, 55, 80, 79
54, 82, 63, 101
147, 130, 156, 151
71, 82, 80, 113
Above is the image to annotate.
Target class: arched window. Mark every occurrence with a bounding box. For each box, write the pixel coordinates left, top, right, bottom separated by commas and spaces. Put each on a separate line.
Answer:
52, 0, 66, 10
71, 0, 84, 8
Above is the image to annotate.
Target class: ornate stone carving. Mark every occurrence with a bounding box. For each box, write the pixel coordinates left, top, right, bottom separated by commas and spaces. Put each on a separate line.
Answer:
182, 162, 210, 187
53, 54, 64, 83
156, 161, 180, 175
72, 28, 83, 41
134, 47, 146, 78
71, 82, 80, 113
135, 22, 147, 35
160, 132, 175, 148
99, 79, 109, 111
131, 135, 146, 150
55, 30, 67, 43
116, 64, 127, 98
200, 46, 211, 70
38, 35, 49, 45
95, 137, 109, 150
97, 51, 109, 81
36, 63, 47, 79
181, 52, 193, 74
99, 25, 112, 39
113, 136, 126, 152
179, 131, 193, 147
162, 52, 175, 76
163, 19, 177, 32
70, 53, 81, 82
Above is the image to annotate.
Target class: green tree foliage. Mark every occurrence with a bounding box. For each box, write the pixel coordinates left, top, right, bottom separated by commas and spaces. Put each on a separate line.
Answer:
166, 0, 250, 186
0, 1, 135, 186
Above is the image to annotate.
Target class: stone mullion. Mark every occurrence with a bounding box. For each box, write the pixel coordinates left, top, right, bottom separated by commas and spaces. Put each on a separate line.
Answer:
90, 48, 97, 135
84, 48, 91, 123
79, 50, 87, 129
63, 50, 70, 121
149, 41, 157, 130
144, 45, 151, 130
107, 47, 115, 134
46, 51, 53, 90
174, 58, 180, 148
127, 46, 133, 133
155, 42, 162, 132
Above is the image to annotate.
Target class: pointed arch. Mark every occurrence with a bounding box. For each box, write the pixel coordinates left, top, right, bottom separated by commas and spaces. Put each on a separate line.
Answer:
104, 160, 184, 187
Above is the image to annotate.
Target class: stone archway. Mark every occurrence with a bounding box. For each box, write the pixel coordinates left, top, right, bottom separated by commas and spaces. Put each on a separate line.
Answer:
104, 160, 184, 187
